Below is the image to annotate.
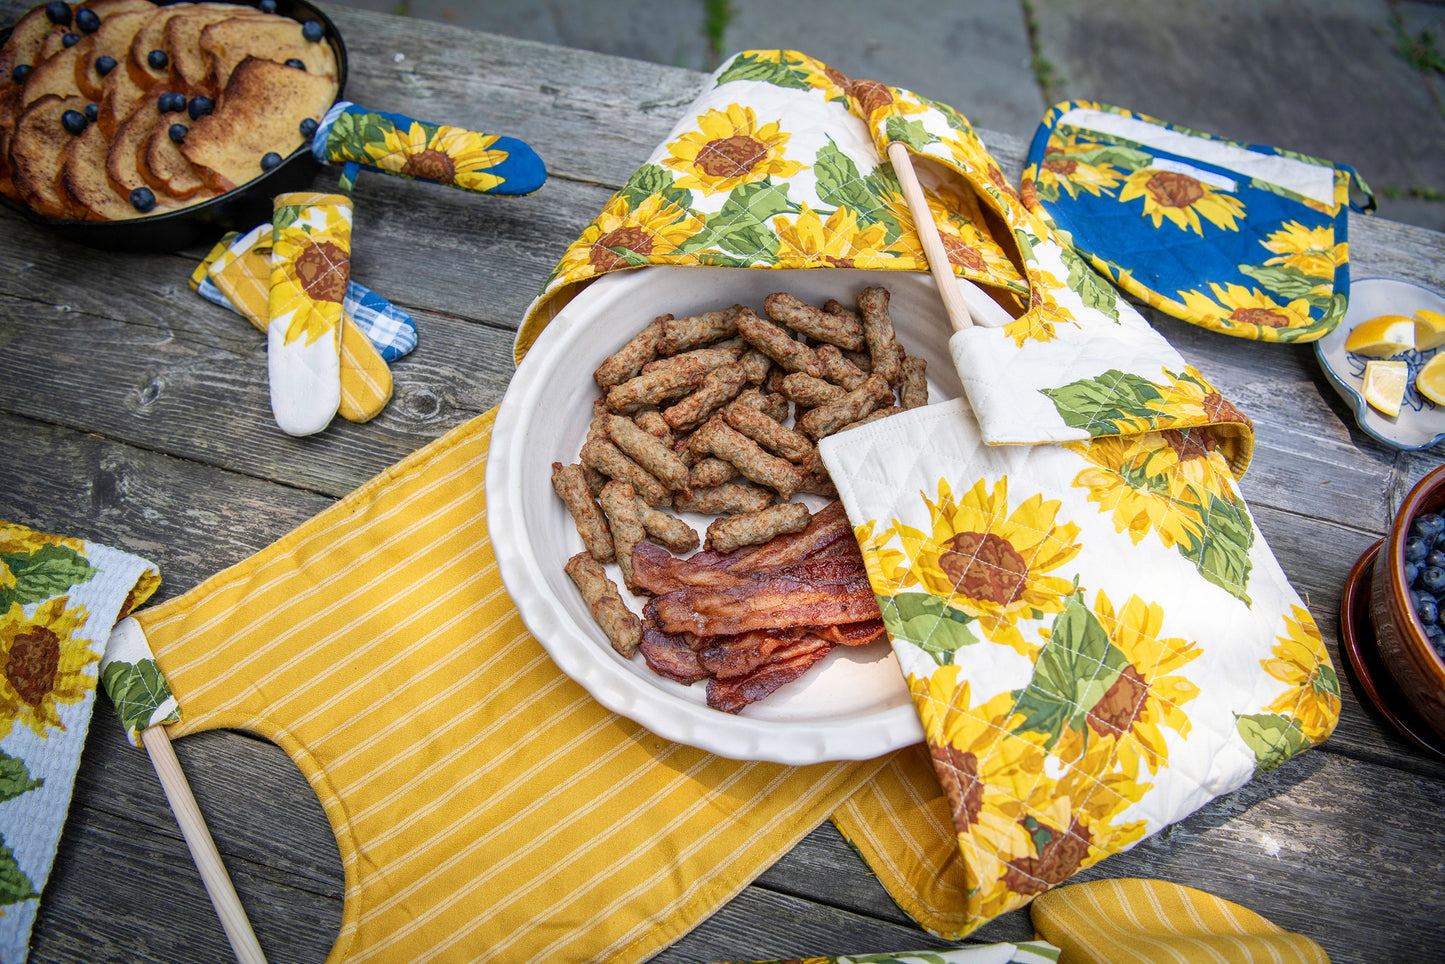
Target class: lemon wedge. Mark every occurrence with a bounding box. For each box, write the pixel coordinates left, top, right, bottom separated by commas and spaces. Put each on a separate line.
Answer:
1415, 309, 1445, 352
1417, 353, 1445, 406
1346, 314, 1416, 357
1363, 360, 1408, 417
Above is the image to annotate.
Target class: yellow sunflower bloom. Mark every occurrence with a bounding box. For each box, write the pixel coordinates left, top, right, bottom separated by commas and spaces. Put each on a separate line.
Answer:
1263, 604, 1340, 743
772, 203, 897, 268
854, 520, 911, 590
662, 103, 805, 193
1003, 269, 1076, 347
551, 192, 706, 279
1053, 590, 1202, 779
910, 666, 1047, 866
0, 596, 97, 739
1262, 220, 1344, 280
1067, 435, 1210, 550
892, 477, 1083, 656
1036, 134, 1125, 199
376, 122, 508, 192
1176, 282, 1313, 332
1119, 167, 1246, 235
921, 188, 1029, 290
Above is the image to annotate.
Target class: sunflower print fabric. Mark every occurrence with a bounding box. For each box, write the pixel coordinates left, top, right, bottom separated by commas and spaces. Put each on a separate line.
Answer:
1021, 101, 1374, 343
0, 523, 160, 961
267, 192, 353, 437
312, 101, 546, 197
818, 396, 1339, 936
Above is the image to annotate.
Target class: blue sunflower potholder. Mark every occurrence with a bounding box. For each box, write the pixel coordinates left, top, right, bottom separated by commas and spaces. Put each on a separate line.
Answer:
1022, 101, 1375, 343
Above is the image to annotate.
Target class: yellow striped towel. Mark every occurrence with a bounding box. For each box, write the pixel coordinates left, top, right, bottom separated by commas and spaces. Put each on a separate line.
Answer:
130, 409, 893, 964
1031, 878, 1330, 964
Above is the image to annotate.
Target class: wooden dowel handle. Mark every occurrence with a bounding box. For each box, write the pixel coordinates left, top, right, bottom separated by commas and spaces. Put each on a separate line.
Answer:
141, 725, 268, 964
886, 141, 974, 332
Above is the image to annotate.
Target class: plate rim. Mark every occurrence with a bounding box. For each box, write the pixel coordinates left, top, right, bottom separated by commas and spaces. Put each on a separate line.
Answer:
487, 265, 928, 764
1314, 276, 1445, 451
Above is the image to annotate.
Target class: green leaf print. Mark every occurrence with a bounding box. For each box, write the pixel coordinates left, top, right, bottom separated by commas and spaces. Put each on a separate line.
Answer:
679, 178, 794, 260
1012, 592, 1127, 750
272, 204, 302, 234
0, 544, 97, 610
1238, 263, 1332, 307
715, 52, 816, 90
0, 834, 39, 906
619, 163, 694, 214
884, 116, 935, 151
814, 140, 904, 241
1054, 143, 1153, 173
101, 658, 176, 735
1060, 244, 1121, 322
0, 751, 42, 804
1038, 369, 1168, 436
879, 592, 980, 666
1175, 487, 1254, 604
1236, 712, 1312, 774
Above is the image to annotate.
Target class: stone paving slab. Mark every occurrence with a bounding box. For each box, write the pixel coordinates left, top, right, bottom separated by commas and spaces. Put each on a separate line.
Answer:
324, 0, 1445, 233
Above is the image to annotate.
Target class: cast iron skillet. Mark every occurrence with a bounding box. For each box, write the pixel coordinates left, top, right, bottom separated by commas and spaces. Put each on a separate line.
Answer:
0, 0, 348, 251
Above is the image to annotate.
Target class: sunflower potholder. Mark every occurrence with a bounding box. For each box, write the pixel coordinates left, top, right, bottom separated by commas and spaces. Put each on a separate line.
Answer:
1022, 101, 1374, 342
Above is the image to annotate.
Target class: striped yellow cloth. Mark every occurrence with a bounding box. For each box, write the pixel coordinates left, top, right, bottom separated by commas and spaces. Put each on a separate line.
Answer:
131, 409, 894, 964
1031, 879, 1330, 964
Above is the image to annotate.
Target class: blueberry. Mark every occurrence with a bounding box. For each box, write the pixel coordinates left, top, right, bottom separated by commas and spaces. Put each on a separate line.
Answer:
301, 20, 323, 42
158, 92, 185, 113
45, 1, 71, 26
75, 7, 99, 32
299, 116, 318, 138
259, 0, 276, 11
260, 151, 283, 171
284, 57, 305, 70
187, 95, 213, 120
61, 31, 80, 48
129, 186, 156, 213
1422, 566, 1445, 594
95, 54, 116, 76
1419, 598, 1439, 625
84, 102, 97, 122
1417, 513, 1445, 537
1428, 549, 1445, 570
12, 64, 32, 83
60, 109, 86, 135
147, 48, 168, 70
1406, 536, 1429, 563
168, 123, 187, 143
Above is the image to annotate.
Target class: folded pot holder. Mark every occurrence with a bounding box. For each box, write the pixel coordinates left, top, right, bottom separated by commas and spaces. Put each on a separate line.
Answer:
1021, 101, 1374, 343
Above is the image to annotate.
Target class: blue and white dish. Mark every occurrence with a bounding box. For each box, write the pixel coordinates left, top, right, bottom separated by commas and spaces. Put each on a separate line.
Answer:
1315, 278, 1445, 450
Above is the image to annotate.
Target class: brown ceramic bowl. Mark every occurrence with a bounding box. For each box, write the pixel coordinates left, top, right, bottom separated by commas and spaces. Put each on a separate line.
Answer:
1371, 463, 1445, 742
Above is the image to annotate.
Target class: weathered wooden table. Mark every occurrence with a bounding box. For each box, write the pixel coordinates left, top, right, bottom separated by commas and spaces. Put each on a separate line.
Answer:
4, 3, 1445, 962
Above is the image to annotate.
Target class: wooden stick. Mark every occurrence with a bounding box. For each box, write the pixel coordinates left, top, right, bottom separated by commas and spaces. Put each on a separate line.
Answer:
886, 141, 975, 332
141, 725, 268, 964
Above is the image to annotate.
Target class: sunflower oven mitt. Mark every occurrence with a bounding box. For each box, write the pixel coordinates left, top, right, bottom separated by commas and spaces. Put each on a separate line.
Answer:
312, 101, 546, 196
815, 102, 1342, 931
1021, 101, 1374, 342
0, 523, 161, 962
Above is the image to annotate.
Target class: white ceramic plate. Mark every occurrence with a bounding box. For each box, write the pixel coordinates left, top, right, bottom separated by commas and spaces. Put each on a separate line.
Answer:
487, 266, 964, 763
1315, 278, 1445, 450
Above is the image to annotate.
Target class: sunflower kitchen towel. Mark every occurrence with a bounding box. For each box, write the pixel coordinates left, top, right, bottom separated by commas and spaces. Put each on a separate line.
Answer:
0, 523, 159, 963
1021, 101, 1374, 342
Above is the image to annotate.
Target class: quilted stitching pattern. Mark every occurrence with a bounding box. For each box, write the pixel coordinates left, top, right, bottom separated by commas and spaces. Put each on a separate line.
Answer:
820, 400, 1338, 932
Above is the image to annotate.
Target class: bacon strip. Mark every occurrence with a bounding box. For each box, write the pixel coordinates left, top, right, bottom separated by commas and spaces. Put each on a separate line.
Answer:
651, 563, 878, 637
706, 644, 835, 714
727, 499, 853, 571
639, 622, 712, 684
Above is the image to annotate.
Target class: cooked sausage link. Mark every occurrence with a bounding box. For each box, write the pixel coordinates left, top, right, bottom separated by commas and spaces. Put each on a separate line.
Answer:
565, 552, 641, 657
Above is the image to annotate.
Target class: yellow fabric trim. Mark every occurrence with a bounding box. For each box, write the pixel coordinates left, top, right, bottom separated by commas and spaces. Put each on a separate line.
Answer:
1031, 878, 1330, 964
831, 744, 978, 940
132, 409, 893, 964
